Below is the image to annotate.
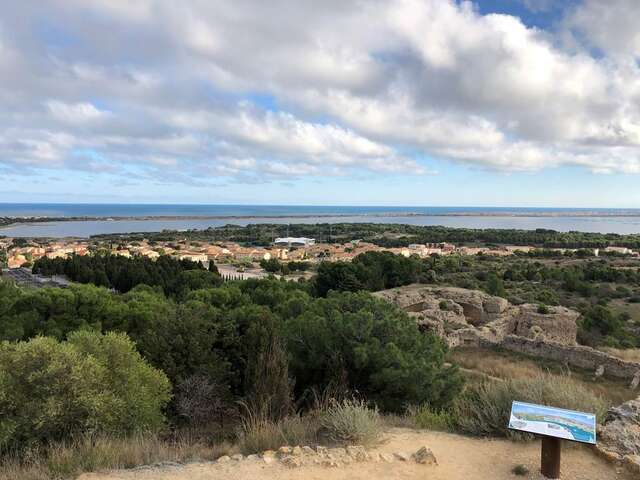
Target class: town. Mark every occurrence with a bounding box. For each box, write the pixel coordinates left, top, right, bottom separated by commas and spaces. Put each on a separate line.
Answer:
2, 233, 638, 277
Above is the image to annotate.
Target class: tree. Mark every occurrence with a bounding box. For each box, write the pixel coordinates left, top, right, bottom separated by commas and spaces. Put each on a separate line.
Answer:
260, 258, 282, 273
486, 272, 506, 297
243, 313, 293, 421
282, 291, 463, 411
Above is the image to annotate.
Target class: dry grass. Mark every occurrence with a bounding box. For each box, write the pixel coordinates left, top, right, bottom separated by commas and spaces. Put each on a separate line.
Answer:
238, 414, 319, 454
449, 348, 637, 405
0, 433, 236, 480
319, 398, 383, 447
599, 346, 640, 363
450, 349, 544, 380
453, 372, 610, 439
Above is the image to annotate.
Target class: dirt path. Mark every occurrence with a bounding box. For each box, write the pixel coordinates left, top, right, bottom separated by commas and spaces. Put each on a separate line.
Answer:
78, 428, 632, 480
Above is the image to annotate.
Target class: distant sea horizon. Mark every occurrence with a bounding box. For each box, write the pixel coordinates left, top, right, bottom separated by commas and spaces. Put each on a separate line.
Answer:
2, 203, 640, 237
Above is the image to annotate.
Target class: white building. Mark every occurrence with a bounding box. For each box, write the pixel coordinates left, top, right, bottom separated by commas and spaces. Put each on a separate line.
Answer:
273, 237, 316, 247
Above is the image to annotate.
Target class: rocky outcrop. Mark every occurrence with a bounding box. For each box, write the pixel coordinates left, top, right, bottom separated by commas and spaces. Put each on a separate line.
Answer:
374, 285, 579, 346
214, 445, 437, 469
375, 285, 640, 383
597, 396, 640, 473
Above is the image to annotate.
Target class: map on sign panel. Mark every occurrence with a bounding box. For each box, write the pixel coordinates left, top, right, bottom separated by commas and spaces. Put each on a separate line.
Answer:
508, 401, 596, 444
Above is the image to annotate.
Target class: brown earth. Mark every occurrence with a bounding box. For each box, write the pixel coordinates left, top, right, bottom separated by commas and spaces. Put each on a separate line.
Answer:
78, 428, 632, 480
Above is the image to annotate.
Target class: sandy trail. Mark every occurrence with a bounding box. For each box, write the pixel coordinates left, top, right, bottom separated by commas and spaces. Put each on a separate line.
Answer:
78, 428, 631, 480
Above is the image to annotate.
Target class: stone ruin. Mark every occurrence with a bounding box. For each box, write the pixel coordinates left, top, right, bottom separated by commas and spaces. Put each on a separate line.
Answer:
373, 285, 579, 347
374, 284, 640, 387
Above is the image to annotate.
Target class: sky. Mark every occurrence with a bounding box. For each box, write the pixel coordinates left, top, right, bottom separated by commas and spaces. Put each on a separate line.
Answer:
1, 0, 640, 207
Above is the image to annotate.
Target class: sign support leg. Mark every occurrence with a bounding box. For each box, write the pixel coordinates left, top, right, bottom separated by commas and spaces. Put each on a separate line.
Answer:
541, 436, 561, 479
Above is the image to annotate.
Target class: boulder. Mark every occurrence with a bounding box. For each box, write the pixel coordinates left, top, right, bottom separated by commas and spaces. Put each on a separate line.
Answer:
413, 446, 437, 465
346, 445, 368, 461
393, 451, 411, 462
216, 455, 231, 464
281, 456, 303, 468
380, 453, 395, 463
278, 446, 292, 456
597, 396, 640, 472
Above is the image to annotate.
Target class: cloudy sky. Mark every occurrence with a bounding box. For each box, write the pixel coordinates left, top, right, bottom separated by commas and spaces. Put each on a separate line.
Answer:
1, 0, 640, 207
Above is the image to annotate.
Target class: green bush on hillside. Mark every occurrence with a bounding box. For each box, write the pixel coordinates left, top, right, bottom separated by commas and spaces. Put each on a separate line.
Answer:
0, 331, 171, 451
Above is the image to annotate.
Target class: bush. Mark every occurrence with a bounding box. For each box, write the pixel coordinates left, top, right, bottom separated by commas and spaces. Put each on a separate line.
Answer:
512, 464, 529, 476
319, 399, 382, 446
536, 304, 549, 314
410, 405, 454, 432
452, 373, 609, 439
0, 331, 171, 451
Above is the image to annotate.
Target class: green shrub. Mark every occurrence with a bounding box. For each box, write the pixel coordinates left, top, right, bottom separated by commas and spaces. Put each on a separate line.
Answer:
537, 304, 549, 314
410, 405, 454, 431
452, 373, 609, 439
319, 399, 382, 446
512, 464, 529, 476
0, 331, 171, 451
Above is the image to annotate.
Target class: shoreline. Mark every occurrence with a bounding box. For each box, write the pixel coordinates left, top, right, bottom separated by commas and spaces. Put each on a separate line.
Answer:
4, 210, 640, 226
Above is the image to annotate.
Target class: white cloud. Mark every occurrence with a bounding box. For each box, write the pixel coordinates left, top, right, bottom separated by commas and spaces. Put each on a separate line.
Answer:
0, 0, 639, 184
567, 0, 640, 58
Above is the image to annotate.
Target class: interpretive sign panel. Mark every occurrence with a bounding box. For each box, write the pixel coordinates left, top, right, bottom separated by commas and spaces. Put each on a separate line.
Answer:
508, 401, 596, 444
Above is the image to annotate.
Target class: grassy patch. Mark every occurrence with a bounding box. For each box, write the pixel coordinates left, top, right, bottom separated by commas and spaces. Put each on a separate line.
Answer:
319, 399, 383, 447
452, 372, 609, 439
409, 405, 454, 432
0, 433, 235, 480
238, 414, 318, 454
449, 348, 637, 405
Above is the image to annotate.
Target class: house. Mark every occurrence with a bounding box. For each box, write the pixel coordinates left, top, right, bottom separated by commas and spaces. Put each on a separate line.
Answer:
7, 254, 27, 269
273, 237, 316, 247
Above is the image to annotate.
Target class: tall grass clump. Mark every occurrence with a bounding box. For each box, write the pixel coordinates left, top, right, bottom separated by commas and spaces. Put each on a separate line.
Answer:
0, 433, 234, 480
319, 398, 382, 446
453, 373, 609, 439
238, 413, 318, 454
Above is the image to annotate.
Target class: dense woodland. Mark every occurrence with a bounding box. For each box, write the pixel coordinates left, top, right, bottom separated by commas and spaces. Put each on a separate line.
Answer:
22, 248, 640, 348
32, 254, 219, 297
90, 223, 640, 249
0, 272, 460, 452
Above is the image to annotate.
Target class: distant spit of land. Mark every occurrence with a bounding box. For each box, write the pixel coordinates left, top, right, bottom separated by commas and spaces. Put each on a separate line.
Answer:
3, 210, 640, 224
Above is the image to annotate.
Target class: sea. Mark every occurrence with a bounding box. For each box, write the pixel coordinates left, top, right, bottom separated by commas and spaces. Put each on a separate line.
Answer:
2, 203, 640, 238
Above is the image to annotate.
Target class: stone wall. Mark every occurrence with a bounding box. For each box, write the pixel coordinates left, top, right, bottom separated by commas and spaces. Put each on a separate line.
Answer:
507, 304, 579, 344
499, 335, 640, 381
